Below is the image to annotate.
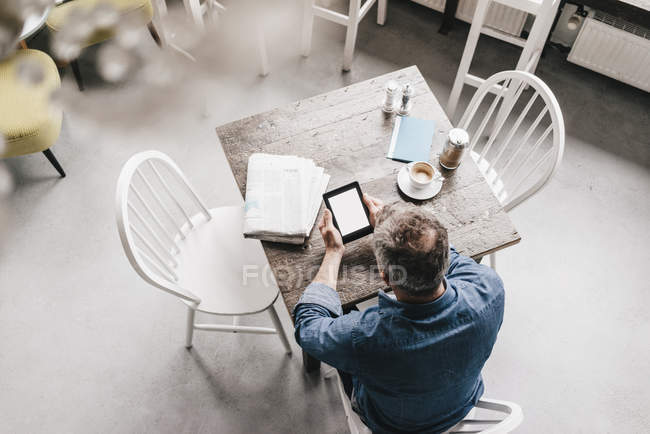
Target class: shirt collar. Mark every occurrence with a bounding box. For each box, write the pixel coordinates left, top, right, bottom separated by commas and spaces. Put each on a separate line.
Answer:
377, 278, 456, 316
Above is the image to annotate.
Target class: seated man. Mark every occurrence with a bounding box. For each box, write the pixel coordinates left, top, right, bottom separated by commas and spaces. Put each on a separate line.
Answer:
293, 194, 505, 433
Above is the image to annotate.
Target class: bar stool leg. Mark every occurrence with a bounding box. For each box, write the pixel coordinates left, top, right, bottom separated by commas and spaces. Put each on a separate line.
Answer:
301, 0, 315, 57
342, 0, 361, 71
490, 0, 559, 132
447, 0, 490, 119
257, 27, 269, 76
377, 0, 387, 25
516, 1, 559, 73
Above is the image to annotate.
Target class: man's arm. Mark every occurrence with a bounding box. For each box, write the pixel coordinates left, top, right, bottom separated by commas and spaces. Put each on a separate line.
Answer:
293, 210, 360, 373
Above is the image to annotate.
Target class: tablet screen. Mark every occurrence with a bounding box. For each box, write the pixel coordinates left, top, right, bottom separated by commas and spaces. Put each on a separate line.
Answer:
328, 189, 370, 236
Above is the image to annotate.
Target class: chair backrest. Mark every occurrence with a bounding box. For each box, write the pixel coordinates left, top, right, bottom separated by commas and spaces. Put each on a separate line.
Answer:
115, 150, 211, 304
457, 70, 564, 212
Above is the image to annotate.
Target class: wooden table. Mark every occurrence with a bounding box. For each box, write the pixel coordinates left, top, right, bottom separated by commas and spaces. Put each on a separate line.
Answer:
217, 65, 520, 367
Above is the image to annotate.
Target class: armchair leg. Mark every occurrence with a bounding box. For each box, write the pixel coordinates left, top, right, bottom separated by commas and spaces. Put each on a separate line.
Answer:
148, 23, 162, 47
42, 149, 66, 177
70, 60, 84, 91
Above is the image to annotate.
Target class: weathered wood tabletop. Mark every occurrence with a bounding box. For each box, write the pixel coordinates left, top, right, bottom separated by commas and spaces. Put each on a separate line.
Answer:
216, 65, 520, 316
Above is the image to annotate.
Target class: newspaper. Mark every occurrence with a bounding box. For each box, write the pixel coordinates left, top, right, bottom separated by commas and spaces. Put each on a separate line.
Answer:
243, 153, 330, 244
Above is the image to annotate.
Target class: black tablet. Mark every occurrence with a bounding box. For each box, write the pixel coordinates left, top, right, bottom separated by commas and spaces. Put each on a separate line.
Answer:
323, 181, 373, 243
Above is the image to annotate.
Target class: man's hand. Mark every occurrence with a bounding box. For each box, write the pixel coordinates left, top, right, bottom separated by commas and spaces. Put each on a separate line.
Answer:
363, 193, 385, 228
318, 209, 344, 255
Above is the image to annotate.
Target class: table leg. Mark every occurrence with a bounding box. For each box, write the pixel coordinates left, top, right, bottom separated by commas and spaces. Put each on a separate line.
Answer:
302, 349, 321, 372
439, 0, 459, 35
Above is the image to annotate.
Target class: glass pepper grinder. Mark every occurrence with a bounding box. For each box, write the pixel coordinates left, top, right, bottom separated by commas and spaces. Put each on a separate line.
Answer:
398, 83, 414, 116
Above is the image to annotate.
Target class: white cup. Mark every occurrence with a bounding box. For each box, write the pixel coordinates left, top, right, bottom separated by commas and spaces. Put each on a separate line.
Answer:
408, 161, 436, 189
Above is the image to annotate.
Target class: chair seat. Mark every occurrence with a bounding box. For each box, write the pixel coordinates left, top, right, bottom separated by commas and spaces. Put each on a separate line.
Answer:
174, 206, 279, 316
46, 0, 154, 48
0, 49, 62, 159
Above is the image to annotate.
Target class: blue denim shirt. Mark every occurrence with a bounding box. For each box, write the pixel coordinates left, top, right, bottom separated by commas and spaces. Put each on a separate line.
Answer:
293, 247, 505, 433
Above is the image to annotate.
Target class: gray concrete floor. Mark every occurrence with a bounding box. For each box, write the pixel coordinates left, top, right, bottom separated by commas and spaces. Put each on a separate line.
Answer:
1, 1, 649, 433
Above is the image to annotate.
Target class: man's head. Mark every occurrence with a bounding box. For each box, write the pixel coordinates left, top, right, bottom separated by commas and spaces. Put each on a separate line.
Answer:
372, 203, 449, 298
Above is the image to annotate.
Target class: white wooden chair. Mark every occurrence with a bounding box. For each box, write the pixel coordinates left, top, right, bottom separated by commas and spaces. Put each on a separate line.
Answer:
456, 69, 564, 268
302, 0, 388, 71
115, 150, 292, 353
182, 0, 269, 75
447, 0, 562, 118
327, 372, 523, 433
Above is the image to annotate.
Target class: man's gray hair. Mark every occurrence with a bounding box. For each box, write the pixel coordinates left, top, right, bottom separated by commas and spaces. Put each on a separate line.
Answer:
372, 203, 449, 297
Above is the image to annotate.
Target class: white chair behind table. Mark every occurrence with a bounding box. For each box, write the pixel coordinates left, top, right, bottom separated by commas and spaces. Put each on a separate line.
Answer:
301, 0, 388, 71
456, 69, 564, 268
182, 0, 270, 76
447, 0, 562, 119
115, 150, 292, 353
328, 372, 523, 434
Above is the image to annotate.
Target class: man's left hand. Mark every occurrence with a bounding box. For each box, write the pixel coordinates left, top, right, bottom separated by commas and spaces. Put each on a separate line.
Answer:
318, 209, 344, 255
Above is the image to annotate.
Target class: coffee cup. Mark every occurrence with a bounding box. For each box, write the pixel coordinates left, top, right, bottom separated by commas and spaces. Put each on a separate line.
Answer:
408, 161, 436, 189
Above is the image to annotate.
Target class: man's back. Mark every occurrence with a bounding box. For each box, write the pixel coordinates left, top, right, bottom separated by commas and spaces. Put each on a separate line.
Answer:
294, 248, 505, 433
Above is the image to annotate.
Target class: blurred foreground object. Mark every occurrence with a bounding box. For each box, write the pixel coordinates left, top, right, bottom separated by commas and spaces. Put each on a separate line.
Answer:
0, 0, 28, 61
0, 49, 65, 177
182, 0, 269, 76
47, 0, 159, 90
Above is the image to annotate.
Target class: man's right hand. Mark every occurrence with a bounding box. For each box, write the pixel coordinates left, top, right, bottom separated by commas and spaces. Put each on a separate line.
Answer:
363, 193, 385, 228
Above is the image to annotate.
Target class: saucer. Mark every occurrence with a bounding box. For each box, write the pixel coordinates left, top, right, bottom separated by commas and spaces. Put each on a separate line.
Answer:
397, 165, 442, 200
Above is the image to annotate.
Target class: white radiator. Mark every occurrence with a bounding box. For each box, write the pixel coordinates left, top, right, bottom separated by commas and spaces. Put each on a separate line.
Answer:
568, 11, 650, 93
409, 0, 527, 36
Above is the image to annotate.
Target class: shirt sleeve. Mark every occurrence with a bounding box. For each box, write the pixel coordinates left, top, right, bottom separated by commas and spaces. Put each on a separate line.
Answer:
446, 246, 504, 299
293, 282, 360, 374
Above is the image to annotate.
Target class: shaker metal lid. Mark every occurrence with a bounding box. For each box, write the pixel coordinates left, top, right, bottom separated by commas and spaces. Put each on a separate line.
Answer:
402, 83, 414, 97
448, 128, 469, 148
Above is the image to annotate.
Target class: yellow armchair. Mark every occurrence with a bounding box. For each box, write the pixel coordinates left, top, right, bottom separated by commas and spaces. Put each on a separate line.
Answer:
0, 49, 65, 177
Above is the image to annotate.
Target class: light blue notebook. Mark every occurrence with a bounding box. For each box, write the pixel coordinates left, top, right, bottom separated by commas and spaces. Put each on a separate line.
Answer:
386, 116, 435, 163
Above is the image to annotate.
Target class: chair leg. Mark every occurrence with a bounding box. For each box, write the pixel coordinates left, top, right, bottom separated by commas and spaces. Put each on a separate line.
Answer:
268, 304, 292, 355
301, 0, 315, 57
489, 252, 496, 270
185, 306, 196, 348
342, 0, 361, 71
42, 149, 66, 177
70, 60, 84, 91
446, 0, 490, 119
377, 0, 387, 25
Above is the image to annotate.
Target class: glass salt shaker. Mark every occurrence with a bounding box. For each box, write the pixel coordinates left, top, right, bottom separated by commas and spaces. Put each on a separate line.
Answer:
439, 128, 469, 170
382, 80, 399, 113
398, 83, 414, 116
